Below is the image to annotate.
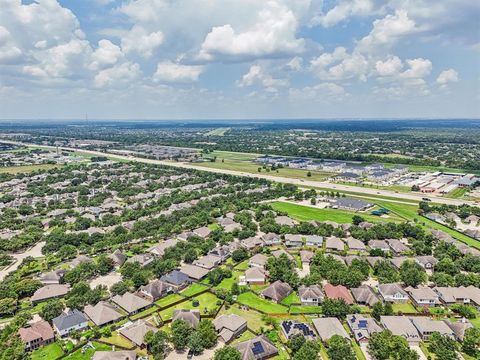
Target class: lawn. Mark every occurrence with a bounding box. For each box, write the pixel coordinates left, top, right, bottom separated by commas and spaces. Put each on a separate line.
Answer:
180, 283, 209, 297
154, 293, 184, 308
0, 164, 62, 174
209, 150, 258, 161
130, 305, 159, 320
289, 305, 322, 314
215, 271, 243, 290
237, 292, 289, 314
271, 201, 402, 224
195, 159, 333, 182
230, 330, 258, 344
281, 292, 300, 306
31, 342, 64, 360
392, 302, 418, 314
66, 342, 112, 360
445, 187, 468, 199
219, 304, 268, 332
234, 260, 249, 271
100, 331, 135, 349
159, 292, 221, 320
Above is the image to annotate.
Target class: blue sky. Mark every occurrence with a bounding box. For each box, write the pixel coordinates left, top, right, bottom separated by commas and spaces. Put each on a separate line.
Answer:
0, 0, 479, 119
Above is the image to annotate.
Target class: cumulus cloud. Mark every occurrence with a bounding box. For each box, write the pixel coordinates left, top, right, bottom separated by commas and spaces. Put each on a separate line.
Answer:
121, 25, 164, 58
198, 1, 304, 60
153, 61, 204, 83
237, 64, 288, 92
375, 56, 403, 77
310, 47, 369, 81
437, 69, 458, 84
311, 0, 378, 28
94, 61, 141, 88
89, 39, 123, 70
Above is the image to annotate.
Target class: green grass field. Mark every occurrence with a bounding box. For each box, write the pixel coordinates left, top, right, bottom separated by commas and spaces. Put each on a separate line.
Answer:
65, 342, 112, 360
195, 159, 333, 181
130, 305, 159, 320
0, 164, 61, 174
270, 201, 403, 224
219, 304, 270, 332
180, 283, 209, 297
236, 292, 289, 314
154, 293, 184, 308
100, 331, 135, 349
391, 302, 418, 314
159, 292, 221, 320
289, 305, 323, 314
31, 342, 64, 360
445, 187, 468, 199
281, 292, 300, 306
215, 271, 243, 290
209, 150, 258, 161
205, 128, 230, 136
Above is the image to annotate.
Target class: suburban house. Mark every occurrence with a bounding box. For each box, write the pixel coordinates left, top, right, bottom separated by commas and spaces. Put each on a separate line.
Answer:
298, 285, 324, 306
272, 249, 294, 261
390, 257, 409, 269
126, 253, 155, 267
119, 320, 157, 348
406, 286, 440, 307
444, 318, 473, 341
52, 309, 88, 337
31, 284, 70, 304
193, 254, 222, 270
346, 237, 366, 251
325, 236, 345, 251
37, 269, 66, 285
386, 239, 410, 255
241, 267, 267, 285
92, 351, 137, 360
138, 279, 172, 302
281, 320, 316, 340
179, 264, 210, 281
213, 314, 247, 343
331, 198, 373, 211
409, 317, 455, 340
262, 232, 281, 246
209, 245, 230, 262
261, 280, 293, 303
193, 226, 211, 238
234, 335, 278, 360
148, 239, 178, 257
377, 283, 409, 303
68, 255, 92, 269
160, 270, 191, 291
368, 240, 390, 252
112, 292, 152, 315
275, 216, 298, 227
312, 317, 350, 343
305, 235, 323, 248
380, 316, 421, 344
249, 253, 268, 269
18, 321, 55, 351
284, 234, 303, 247
346, 314, 382, 343
241, 236, 265, 250
323, 283, 354, 305
434, 286, 472, 305
299, 250, 314, 265
108, 249, 127, 268
366, 256, 383, 268
351, 285, 380, 307
415, 256, 439, 270
172, 310, 200, 329
84, 301, 124, 327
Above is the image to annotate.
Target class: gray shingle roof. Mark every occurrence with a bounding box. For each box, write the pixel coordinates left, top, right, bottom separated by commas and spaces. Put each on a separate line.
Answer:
52, 309, 88, 331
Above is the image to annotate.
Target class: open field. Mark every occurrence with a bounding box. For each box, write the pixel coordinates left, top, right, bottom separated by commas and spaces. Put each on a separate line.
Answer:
205, 128, 230, 136
0, 164, 61, 174
270, 201, 404, 224
208, 150, 259, 161
195, 159, 333, 182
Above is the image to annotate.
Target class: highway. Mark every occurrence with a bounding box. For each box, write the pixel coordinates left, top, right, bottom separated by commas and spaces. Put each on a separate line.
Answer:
3, 140, 478, 207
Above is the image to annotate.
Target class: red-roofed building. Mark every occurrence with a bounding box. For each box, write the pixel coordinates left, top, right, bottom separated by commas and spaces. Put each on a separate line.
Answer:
323, 283, 354, 305
18, 321, 55, 351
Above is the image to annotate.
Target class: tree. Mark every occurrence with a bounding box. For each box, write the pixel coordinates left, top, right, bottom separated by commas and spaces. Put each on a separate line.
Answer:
287, 333, 306, 354
352, 215, 365, 226
368, 330, 419, 360
96, 255, 114, 275
183, 249, 198, 264
197, 320, 217, 349
321, 298, 351, 319
428, 332, 458, 360
0, 298, 16, 315
145, 330, 169, 359
292, 341, 320, 360
40, 300, 65, 322
399, 260, 426, 287
214, 346, 242, 360
188, 331, 204, 354
171, 319, 193, 350
383, 301, 393, 316
110, 281, 130, 296
462, 327, 480, 358
372, 302, 384, 321
57, 244, 77, 259
327, 335, 356, 360
231, 248, 249, 262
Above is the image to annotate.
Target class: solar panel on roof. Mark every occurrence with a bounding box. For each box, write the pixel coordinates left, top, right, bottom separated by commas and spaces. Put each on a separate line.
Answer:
252, 341, 265, 355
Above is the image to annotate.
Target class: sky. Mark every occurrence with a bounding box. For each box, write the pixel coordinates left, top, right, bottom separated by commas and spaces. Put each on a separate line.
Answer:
0, 0, 479, 120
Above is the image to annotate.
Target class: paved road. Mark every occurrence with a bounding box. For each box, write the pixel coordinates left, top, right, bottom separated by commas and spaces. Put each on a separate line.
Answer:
0, 241, 45, 281
3, 140, 478, 207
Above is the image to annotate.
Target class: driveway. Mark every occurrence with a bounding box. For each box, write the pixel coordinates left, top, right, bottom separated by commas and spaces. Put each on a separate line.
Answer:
0, 241, 45, 281
410, 345, 428, 360
164, 342, 224, 360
